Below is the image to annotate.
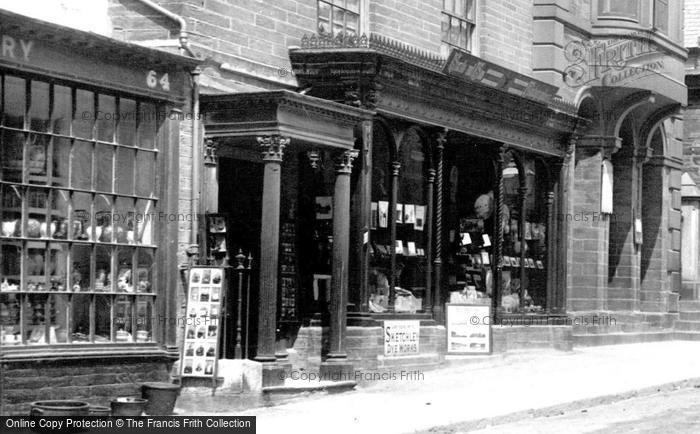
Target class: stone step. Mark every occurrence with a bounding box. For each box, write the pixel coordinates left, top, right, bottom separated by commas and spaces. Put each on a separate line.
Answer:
679, 300, 700, 310
572, 331, 675, 347
376, 353, 442, 370
679, 311, 700, 321
674, 321, 700, 332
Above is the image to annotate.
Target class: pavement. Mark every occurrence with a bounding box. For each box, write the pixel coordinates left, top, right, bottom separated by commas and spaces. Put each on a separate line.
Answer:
183, 341, 700, 434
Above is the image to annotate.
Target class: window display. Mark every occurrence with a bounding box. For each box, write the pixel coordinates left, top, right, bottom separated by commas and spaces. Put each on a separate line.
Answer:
369, 128, 430, 313
0, 74, 160, 346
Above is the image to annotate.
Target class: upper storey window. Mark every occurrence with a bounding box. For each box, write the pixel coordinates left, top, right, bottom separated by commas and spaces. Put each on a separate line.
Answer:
598, 0, 640, 20
442, 0, 476, 53
653, 0, 668, 34
317, 0, 360, 37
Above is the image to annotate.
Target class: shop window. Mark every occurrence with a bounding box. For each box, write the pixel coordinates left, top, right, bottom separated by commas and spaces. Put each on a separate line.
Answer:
598, 0, 639, 20
653, 0, 668, 34
317, 0, 360, 37
369, 127, 430, 313
0, 74, 160, 347
442, 0, 476, 54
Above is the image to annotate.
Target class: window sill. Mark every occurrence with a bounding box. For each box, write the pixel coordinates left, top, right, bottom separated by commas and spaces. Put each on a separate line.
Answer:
0, 343, 176, 363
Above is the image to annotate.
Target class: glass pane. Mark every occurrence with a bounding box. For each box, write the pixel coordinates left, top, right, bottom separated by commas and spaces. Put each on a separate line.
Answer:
0, 243, 22, 289
654, 0, 668, 33
26, 245, 47, 291
72, 192, 92, 241
135, 200, 155, 245
346, 0, 360, 13
95, 245, 112, 292
466, 0, 475, 20
3, 76, 25, 129
318, 1, 331, 22
444, 0, 454, 13
114, 197, 135, 244
95, 194, 113, 243
71, 293, 91, 341
116, 247, 134, 293
71, 140, 93, 190
138, 102, 157, 149
115, 295, 132, 342
26, 294, 49, 344
1, 184, 22, 238
136, 249, 154, 293
97, 94, 115, 143
52, 138, 71, 188
441, 13, 450, 43
451, 17, 461, 45
118, 98, 137, 146
50, 294, 69, 343
71, 244, 92, 292
29, 81, 50, 132
52, 85, 72, 136
136, 150, 156, 198
95, 295, 111, 342
74, 89, 94, 139
454, 0, 465, 17
135, 297, 153, 342
346, 13, 359, 34
0, 293, 22, 346
1, 129, 25, 183
333, 7, 345, 35
599, 0, 639, 18
27, 187, 49, 239
95, 143, 114, 193
115, 147, 135, 196
48, 242, 68, 291
50, 190, 70, 240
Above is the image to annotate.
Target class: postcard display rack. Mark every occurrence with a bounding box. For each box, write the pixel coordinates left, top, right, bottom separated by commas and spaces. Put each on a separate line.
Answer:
181, 266, 225, 390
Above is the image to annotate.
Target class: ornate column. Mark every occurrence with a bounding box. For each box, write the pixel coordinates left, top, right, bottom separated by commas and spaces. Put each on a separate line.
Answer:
424, 168, 436, 313
321, 149, 359, 378
388, 161, 401, 309
494, 146, 506, 312
256, 135, 288, 387
432, 131, 446, 322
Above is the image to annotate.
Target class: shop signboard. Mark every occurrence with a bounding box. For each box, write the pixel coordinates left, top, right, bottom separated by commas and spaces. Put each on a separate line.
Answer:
181, 267, 225, 385
446, 303, 492, 355
383, 320, 420, 357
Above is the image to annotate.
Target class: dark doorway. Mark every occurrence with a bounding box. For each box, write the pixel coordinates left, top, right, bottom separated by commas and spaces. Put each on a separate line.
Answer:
218, 156, 263, 359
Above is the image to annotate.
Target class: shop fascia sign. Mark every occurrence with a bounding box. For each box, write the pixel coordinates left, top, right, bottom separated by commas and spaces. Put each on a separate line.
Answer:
443, 49, 558, 105
0, 25, 183, 100
563, 32, 664, 88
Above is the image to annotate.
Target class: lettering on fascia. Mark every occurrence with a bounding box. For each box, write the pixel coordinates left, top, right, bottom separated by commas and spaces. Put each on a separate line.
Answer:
1, 34, 33, 62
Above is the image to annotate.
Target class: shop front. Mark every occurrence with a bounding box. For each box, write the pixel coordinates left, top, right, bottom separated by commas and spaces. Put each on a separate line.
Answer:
286, 35, 580, 369
0, 10, 198, 414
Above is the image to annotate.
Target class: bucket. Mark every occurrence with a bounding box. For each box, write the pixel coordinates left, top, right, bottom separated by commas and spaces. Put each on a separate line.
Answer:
30, 400, 90, 416
141, 382, 180, 415
89, 405, 111, 416
110, 397, 147, 416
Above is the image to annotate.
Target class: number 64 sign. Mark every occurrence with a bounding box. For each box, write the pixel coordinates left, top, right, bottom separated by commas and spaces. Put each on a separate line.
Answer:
146, 70, 170, 91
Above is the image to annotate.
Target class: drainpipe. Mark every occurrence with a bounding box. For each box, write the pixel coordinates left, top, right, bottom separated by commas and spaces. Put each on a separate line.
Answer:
190, 68, 201, 247
133, 0, 194, 56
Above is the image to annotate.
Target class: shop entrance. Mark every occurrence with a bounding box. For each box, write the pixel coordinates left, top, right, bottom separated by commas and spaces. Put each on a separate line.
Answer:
217, 156, 263, 359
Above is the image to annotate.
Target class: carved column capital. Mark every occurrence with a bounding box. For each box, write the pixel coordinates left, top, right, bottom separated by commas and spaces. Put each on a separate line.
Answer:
391, 161, 401, 176
204, 139, 218, 166
258, 135, 289, 162
435, 129, 447, 150
335, 149, 359, 174
307, 150, 321, 169
427, 168, 436, 183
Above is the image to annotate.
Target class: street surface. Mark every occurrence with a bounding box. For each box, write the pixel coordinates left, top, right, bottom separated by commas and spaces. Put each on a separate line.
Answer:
451, 387, 700, 434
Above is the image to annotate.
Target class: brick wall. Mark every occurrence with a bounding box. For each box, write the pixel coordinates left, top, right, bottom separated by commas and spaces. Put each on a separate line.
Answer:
369, 0, 442, 53
686, 0, 700, 47
479, 0, 533, 76
1, 358, 172, 415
